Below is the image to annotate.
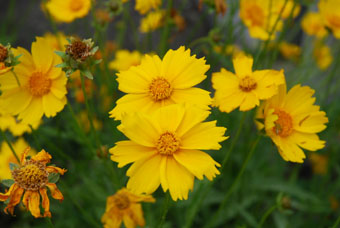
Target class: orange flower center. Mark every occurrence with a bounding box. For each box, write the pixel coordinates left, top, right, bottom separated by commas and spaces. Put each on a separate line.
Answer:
149, 77, 172, 101
156, 132, 180, 155
273, 110, 293, 137
113, 194, 130, 210
29, 72, 52, 97
0, 62, 6, 70
0, 45, 8, 62
239, 76, 257, 92
69, 0, 83, 12
245, 4, 264, 27
12, 160, 48, 191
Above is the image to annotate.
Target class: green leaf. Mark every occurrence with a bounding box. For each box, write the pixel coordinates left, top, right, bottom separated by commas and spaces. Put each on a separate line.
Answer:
55, 50, 66, 58
55, 62, 68, 68
1, 179, 14, 188
94, 59, 102, 65
9, 163, 19, 171
48, 173, 60, 184
81, 70, 93, 80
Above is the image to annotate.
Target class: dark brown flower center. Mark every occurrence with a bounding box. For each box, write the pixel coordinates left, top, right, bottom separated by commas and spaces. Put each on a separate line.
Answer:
0, 45, 8, 62
66, 40, 90, 61
113, 194, 130, 210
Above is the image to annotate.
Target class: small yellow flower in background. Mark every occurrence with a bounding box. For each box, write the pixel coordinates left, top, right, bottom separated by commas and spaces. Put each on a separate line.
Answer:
0, 139, 36, 180
0, 37, 68, 125
135, 0, 161, 15
309, 153, 328, 175
313, 42, 333, 71
214, 44, 243, 58
68, 70, 95, 103
43, 32, 68, 51
0, 112, 40, 136
101, 188, 155, 228
171, 9, 186, 31
109, 50, 142, 71
256, 83, 328, 163
279, 42, 301, 61
0, 148, 66, 218
45, 0, 91, 23
78, 111, 102, 133
329, 196, 339, 211
319, 0, 340, 39
273, 0, 300, 20
212, 53, 285, 113
301, 12, 328, 39
140, 10, 166, 33
109, 46, 211, 120
110, 104, 227, 200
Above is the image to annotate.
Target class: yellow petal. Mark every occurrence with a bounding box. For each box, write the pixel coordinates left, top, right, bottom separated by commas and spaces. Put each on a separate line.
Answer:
42, 92, 67, 118
46, 183, 64, 201
123, 213, 136, 228
232, 54, 253, 77
46, 166, 67, 175
0, 88, 32, 115
129, 204, 145, 227
153, 104, 185, 133
39, 188, 51, 217
18, 97, 44, 125
292, 132, 326, 151
170, 87, 212, 110
31, 37, 54, 74
239, 92, 260, 111
32, 149, 52, 164
28, 191, 41, 218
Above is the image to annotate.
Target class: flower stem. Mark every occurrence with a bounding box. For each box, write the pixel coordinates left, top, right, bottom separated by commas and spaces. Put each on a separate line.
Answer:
157, 192, 171, 228
158, 0, 173, 56
11, 70, 20, 86
256, 204, 278, 228
204, 135, 262, 228
0, 130, 20, 163
331, 215, 340, 228
45, 217, 55, 228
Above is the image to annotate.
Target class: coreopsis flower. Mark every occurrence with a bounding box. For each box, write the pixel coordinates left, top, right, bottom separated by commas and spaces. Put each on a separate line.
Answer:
109, 50, 142, 71
0, 138, 36, 180
319, 0, 340, 39
0, 43, 21, 75
0, 112, 40, 136
212, 54, 285, 113
309, 153, 328, 175
313, 42, 333, 70
45, 0, 91, 23
279, 42, 301, 61
110, 104, 227, 200
272, 0, 300, 20
135, 0, 161, 15
0, 37, 67, 125
0, 148, 66, 217
140, 10, 166, 33
43, 32, 68, 51
301, 12, 328, 39
256, 84, 328, 163
109, 46, 211, 120
101, 188, 155, 228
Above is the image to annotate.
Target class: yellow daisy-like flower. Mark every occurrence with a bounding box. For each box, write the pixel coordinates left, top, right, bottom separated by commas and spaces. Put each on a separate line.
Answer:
0, 148, 66, 217
0, 37, 68, 125
45, 0, 91, 23
101, 188, 155, 228
212, 54, 285, 113
135, 0, 161, 15
109, 50, 142, 71
0, 113, 40, 136
0, 138, 36, 180
110, 104, 227, 201
313, 42, 333, 71
279, 42, 301, 61
301, 12, 328, 38
256, 84, 328, 163
319, 0, 340, 39
140, 10, 166, 33
43, 32, 68, 51
109, 46, 211, 120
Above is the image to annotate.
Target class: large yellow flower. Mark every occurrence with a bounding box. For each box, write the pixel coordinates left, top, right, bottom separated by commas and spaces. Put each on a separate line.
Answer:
256, 84, 328, 163
319, 0, 340, 39
110, 104, 227, 201
45, 0, 91, 23
0, 138, 36, 180
301, 12, 328, 38
109, 50, 142, 71
0, 148, 66, 217
0, 37, 67, 125
101, 188, 155, 228
212, 54, 285, 113
135, 0, 161, 15
109, 46, 211, 120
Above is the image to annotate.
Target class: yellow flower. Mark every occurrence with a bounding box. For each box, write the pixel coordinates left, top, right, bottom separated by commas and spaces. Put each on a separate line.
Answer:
101, 188, 155, 228
279, 42, 301, 61
109, 46, 211, 120
313, 42, 333, 70
135, 0, 161, 15
43, 32, 68, 51
0, 138, 36, 180
319, 0, 340, 39
273, 0, 300, 20
256, 84, 328, 163
301, 12, 328, 38
212, 54, 285, 113
109, 50, 142, 71
140, 10, 166, 33
0, 37, 68, 124
0, 148, 66, 217
78, 111, 102, 133
110, 104, 227, 200
46, 0, 91, 23
214, 44, 243, 57
0, 113, 40, 136
309, 153, 328, 175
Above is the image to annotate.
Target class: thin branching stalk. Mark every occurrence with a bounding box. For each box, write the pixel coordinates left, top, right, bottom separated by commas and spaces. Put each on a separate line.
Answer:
0, 130, 20, 163
157, 192, 171, 228
256, 204, 278, 228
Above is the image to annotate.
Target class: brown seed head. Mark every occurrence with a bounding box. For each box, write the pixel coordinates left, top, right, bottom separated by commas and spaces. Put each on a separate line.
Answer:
66, 40, 91, 61
0, 45, 8, 62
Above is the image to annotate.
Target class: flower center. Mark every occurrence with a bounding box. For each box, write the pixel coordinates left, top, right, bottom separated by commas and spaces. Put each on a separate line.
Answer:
29, 72, 52, 96
66, 40, 89, 61
239, 76, 257, 92
11, 160, 48, 191
273, 110, 293, 137
245, 4, 264, 27
69, 0, 83, 12
149, 77, 172, 101
156, 132, 180, 155
113, 194, 130, 210
0, 45, 8, 62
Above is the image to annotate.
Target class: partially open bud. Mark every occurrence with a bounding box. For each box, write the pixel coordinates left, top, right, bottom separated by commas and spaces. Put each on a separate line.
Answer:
66, 38, 96, 62
0, 43, 21, 75
0, 44, 8, 62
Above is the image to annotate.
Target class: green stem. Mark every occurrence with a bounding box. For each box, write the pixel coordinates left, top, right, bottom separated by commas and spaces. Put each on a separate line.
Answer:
11, 70, 20, 86
0, 130, 20, 163
158, 0, 173, 56
45, 217, 55, 228
157, 192, 171, 228
331, 215, 340, 228
204, 135, 262, 228
256, 205, 278, 228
